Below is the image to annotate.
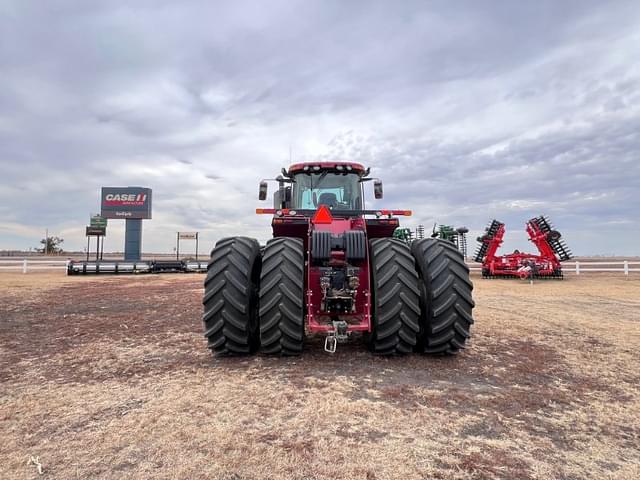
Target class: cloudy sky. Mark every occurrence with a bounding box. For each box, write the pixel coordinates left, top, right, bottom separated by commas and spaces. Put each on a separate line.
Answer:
0, 0, 638, 256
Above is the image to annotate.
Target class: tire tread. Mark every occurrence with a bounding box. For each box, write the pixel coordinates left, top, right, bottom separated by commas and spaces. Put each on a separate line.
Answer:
368, 238, 420, 355
202, 236, 261, 356
259, 238, 305, 356
411, 238, 475, 355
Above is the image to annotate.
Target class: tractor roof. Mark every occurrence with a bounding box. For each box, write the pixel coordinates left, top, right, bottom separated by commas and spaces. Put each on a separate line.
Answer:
287, 161, 367, 175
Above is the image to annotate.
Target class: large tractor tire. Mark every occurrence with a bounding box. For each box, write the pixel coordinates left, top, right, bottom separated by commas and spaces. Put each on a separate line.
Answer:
259, 237, 305, 355
202, 237, 261, 356
368, 238, 421, 355
411, 238, 475, 354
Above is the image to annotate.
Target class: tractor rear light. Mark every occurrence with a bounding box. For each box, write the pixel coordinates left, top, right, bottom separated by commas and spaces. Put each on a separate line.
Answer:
313, 165, 321, 171
274, 208, 294, 216
303, 165, 310, 171
346, 165, 352, 171
375, 209, 412, 217
289, 210, 297, 216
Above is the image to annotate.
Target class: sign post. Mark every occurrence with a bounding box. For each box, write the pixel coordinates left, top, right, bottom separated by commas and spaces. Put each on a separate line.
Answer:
177, 232, 199, 261
86, 225, 107, 261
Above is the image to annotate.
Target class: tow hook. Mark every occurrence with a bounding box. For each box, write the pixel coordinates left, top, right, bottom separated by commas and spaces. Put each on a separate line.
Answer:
324, 320, 349, 353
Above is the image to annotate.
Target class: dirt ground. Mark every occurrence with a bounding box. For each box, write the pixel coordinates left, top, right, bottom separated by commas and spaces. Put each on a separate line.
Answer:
1, 272, 639, 480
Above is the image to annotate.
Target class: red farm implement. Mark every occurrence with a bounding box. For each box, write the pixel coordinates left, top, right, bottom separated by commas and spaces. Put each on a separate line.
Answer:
202, 162, 475, 356
473, 216, 572, 279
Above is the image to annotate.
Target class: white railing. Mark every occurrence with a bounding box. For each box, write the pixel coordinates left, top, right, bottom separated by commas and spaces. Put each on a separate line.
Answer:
1, 257, 639, 275
560, 261, 640, 275
0, 258, 69, 273
465, 260, 640, 275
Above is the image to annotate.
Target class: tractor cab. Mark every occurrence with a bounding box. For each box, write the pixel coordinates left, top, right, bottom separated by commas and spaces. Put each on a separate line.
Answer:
257, 162, 397, 240
259, 162, 382, 213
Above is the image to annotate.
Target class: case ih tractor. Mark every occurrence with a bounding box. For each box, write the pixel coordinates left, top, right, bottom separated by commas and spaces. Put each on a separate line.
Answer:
202, 162, 474, 356
474, 216, 572, 279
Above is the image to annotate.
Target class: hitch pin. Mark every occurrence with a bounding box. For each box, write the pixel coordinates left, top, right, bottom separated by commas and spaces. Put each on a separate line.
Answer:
324, 333, 337, 354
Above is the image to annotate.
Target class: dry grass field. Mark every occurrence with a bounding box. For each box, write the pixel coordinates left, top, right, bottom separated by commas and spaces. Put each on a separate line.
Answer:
1, 272, 639, 479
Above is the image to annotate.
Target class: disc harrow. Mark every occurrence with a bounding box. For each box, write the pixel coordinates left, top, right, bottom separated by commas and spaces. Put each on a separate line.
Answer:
481, 270, 564, 279
529, 215, 572, 262
473, 220, 504, 263
475, 215, 571, 279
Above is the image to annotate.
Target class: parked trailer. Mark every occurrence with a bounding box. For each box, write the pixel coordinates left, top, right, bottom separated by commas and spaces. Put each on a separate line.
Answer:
67, 259, 207, 275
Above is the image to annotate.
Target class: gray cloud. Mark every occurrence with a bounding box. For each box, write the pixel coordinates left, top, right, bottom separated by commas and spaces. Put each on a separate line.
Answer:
0, 1, 638, 255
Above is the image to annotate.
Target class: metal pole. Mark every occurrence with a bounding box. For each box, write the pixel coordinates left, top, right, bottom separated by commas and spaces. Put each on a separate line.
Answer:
86, 236, 90, 262
100, 235, 104, 260
96, 236, 99, 261
176, 233, 180, 261
23, 258, 27, 274
576, 261, 580, 275
124, 218, 142, 261
195, 233, 199, 261
624, 260, 629, 276
45, 228, 48, 255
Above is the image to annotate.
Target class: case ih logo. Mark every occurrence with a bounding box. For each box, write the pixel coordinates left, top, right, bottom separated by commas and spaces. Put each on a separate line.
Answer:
103, 193, 148, 206
101, 187, 152, 219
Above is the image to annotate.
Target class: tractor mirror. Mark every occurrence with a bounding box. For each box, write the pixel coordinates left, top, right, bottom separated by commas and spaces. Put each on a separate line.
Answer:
258, 181, 268, 200
373, 179, 383, 199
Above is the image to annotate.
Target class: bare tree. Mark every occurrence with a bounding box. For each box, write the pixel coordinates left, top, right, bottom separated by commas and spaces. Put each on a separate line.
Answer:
38, 236, 64, 254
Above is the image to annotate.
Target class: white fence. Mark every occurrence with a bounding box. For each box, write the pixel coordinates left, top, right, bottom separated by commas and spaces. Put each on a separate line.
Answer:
560, 261, 640, 275
0, 258, 69, 273
466, 260, 639, 275
0, 257, 639, 275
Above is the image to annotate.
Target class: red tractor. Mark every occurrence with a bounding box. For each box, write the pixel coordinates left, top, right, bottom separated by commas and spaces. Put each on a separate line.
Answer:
202, 162, 475, 356
474, 216, 572, 279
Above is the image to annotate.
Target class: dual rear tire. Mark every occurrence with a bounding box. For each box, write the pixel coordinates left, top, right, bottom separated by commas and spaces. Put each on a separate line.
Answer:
203, 236, 305, 356
258, 238, 305, 355
203, 236, 474, 356
367, 238, 421, 354
368, 238, 475, 355
202, 237, 261, 355
411, 238, 475, 354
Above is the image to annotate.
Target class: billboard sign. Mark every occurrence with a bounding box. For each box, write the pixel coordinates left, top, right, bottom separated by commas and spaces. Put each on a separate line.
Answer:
90, 214, 107, 228
86, 226, 106, 236
178, 232, 198, 240
101, 187, 152, 219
